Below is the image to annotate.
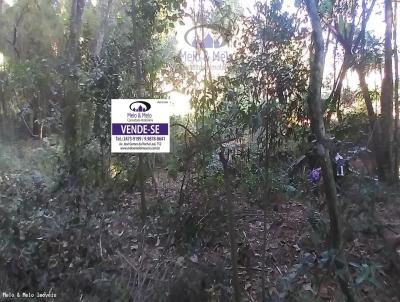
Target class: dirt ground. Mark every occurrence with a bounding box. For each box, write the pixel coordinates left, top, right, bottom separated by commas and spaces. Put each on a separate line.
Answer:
1, 141, 400, 301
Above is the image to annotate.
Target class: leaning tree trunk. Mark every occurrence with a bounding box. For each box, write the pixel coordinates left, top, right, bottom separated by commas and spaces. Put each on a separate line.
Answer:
326, 52, 352, 124
304, 1, 357, 301
63, 0, 85, 178
380, 0, 395, 182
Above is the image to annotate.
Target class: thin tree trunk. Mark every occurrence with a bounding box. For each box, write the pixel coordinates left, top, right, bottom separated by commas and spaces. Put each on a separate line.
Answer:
32, 96, 40, 138
356, 65, 376, 126
304, 1, 357, 301
0, 79, 5, 139
305, 0, 341, 252
219, 148, 240, 302
131, 0, 147, 242
138, 153, 146, 226
394, 0, 399, 180
63, 0, 85, 178
355, 65, 385, 177
261, 200, 268, 302
261, 96, 271, 302
327, 53, 351, 123
94, 0, 113, 57
66, 0, 85, 65
380, 0, 395, 182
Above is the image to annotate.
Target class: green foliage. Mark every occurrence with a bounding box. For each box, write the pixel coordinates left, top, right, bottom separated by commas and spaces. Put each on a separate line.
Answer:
239, 164, 262, 194
0, 0, 65, 61
166, 156, 179, 179
0, 141, 60, 186
331, 110, 370, 142
356, 33, 383, 73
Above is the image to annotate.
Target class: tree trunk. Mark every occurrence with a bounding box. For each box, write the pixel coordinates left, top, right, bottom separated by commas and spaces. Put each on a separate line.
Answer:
66, 0, 85, 66
219, 148, 240, 302
131, 0, 147, 235
305, 0, 341, 251
138, 153, 146, 227
32, 96, 41, 138
355, 65, 385, 177
380, 0, 395, 182
261, 96, 271, 302
304, 1, 357, 301
356, 66, 376, 126
0, 78, 5, 139
327, 53, 351, 123
93, 0, 113, 57
63, 0, 85, 178
394, 0, 399, 180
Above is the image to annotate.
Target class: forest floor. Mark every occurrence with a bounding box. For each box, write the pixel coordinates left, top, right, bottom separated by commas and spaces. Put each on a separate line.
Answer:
0, 140, 399, 302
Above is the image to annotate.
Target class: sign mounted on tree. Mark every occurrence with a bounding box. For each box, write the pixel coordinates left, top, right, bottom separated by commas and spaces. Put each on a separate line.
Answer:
111, 99, 170, 153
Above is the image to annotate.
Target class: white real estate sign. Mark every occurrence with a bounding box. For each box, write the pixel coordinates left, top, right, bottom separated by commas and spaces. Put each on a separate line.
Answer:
111, 99, 170, 153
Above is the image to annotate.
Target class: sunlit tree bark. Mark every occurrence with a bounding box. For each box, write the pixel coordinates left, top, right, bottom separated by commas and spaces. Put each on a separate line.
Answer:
379, 0, 395, 182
